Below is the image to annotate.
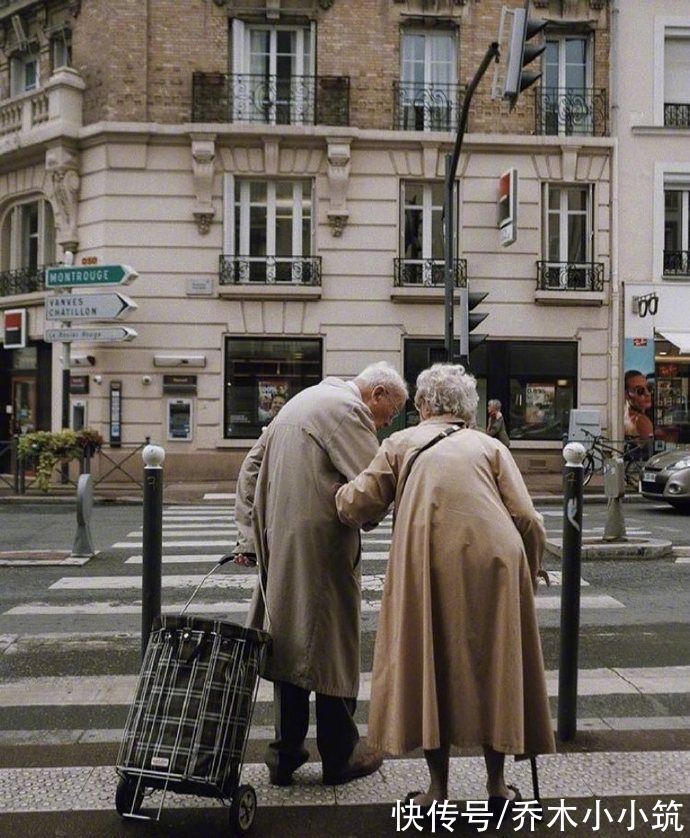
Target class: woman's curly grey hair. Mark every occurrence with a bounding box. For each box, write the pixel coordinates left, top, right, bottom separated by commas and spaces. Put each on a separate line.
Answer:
414, 363, 478, 423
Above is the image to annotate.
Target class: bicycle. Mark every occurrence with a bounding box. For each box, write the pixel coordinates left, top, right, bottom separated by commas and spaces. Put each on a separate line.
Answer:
579, 428, 650, 489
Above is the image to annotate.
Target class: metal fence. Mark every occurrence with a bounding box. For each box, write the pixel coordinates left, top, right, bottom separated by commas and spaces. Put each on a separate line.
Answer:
11, 438, 150, 494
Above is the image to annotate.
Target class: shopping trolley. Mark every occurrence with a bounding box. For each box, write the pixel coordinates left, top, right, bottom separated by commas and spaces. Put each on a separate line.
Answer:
115, 560, 270, 835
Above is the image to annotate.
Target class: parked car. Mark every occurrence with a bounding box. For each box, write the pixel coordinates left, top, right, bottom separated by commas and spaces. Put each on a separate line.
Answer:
639, 449, 690, 511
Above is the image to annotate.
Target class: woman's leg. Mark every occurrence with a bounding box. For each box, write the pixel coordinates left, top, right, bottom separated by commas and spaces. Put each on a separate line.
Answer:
483, 746, 517, 799
413, 746, 450, 806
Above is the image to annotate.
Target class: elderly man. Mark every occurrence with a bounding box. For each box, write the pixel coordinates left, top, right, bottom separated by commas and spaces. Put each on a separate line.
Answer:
234, 362, 408, 787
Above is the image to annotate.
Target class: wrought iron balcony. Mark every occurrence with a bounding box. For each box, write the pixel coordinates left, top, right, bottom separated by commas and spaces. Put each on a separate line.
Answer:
0, 266, 45, 297
536, 261, 604, 292
663, 250, 690, 277
535, 87, 608, 137
219, 255, 322, 286
192, 72, 349, 127
394, 258, 467, 288
664, 103, 690, 128
393, 82, 463, 132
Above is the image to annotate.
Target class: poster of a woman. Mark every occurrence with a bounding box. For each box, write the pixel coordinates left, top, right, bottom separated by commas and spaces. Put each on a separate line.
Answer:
623, 338, 655, 446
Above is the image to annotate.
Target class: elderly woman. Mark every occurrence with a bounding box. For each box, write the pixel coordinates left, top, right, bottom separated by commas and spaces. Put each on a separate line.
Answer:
487, 398, 510, 447
335, 363, 555, 812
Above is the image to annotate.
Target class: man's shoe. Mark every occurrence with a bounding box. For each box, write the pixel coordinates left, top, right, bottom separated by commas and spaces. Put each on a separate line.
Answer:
267, 750, 310, 787
268, 765, 295, 787
322, 745, 383, 786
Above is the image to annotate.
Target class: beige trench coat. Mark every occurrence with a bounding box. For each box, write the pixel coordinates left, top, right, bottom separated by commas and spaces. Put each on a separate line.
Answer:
235, 377, 379, 697
335, 417, 556, 756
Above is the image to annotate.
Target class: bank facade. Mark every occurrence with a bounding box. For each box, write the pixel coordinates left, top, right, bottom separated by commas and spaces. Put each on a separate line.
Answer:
0, 0, 614, 479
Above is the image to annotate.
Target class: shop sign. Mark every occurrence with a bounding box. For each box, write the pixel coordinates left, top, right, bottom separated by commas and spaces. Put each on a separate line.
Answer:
70, 375, 90, 395
163, 374, 198, 394
3, 308, 26, 349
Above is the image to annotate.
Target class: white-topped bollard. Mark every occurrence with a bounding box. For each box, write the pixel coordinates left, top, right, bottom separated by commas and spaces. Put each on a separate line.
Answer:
558, 441, 585, 743
142, 444, 165, 659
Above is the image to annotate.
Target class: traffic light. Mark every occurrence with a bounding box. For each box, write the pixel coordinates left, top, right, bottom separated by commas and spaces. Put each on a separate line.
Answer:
503, 1, 547, 110
468, 290, 488, 353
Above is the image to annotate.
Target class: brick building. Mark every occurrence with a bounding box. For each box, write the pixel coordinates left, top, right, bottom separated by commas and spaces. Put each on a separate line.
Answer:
0, 0, 614, 479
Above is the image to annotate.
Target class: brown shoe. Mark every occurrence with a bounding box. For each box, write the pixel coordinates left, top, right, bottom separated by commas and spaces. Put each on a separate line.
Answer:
322, 745, 383, 786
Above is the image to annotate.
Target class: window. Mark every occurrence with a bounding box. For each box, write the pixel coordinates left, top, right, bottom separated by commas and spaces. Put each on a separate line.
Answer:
543, 184, 593, 289
224, 337, 322, 439
399, 30, 457, 130
664, 32, 690, 127
231, 20, 314, 124
10, 52, 39, 96
664, 187, 690, 275
404, 339, 577, 442
399, 181, 448, 284
541, 35, 592, 135
226, 178, 314, 283
52, 30, 73, 71
0, 198, 55, 274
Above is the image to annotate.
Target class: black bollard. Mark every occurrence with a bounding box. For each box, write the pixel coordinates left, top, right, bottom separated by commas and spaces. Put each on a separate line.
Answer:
558, 442, 585, 741
142, 443, 165, 660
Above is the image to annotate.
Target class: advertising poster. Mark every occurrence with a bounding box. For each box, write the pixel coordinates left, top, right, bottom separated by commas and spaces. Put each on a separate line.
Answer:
623, 337, 655, 443
524, 384, 555, 427
257, 379, 289, 422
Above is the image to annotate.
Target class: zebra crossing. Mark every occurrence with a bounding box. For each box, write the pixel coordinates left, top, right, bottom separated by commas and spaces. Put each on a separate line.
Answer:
0, 498, 688, 826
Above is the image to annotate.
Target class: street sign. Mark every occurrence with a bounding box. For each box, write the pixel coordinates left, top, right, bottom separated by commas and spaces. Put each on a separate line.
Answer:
45, 264, 138, 289
45, 292, 138, 322
44, 326, 137, 343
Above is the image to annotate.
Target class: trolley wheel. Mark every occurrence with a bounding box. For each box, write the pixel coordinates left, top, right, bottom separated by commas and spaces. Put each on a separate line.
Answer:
229, 784, 257, 836
115, 775, 145, 817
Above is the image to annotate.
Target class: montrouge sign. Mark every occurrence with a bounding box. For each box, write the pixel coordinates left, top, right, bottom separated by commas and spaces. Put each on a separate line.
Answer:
45, 265, 138, 288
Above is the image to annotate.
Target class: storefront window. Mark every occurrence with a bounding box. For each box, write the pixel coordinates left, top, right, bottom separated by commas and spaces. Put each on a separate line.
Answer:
404, 339, 576, 441
224, 337, 322, 438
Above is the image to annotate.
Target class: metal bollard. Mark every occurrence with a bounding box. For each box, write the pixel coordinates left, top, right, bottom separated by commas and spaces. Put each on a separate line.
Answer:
142, 443, 165, 660
558, 441, 585, 742
603, 456, 626, 541
71, 473, 96, 558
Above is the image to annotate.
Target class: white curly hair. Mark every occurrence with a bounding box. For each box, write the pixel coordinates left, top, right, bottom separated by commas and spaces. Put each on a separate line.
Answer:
414, 363, 478, 423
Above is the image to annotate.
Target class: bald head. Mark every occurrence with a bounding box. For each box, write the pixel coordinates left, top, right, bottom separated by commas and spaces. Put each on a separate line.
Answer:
353, 362, 409, 429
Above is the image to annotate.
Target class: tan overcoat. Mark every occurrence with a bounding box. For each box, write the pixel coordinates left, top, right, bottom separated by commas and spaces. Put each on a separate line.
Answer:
235, 377, 379, 697
335, 417, 556, 756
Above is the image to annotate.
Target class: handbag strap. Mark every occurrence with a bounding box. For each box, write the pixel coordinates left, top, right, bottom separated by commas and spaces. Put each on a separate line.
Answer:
393, 423, 464, 528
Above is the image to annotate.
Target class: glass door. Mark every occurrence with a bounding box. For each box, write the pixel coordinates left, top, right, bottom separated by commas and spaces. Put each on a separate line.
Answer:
543, 37, 589, 135
11, 375, 37, 435
248, 27, 312, 124
401, 32, 455, 130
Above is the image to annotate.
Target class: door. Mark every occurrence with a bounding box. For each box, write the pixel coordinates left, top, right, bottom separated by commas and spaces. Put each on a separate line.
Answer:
246, 27, 312, 124
401, 32, 456, 130
543, 37, 590, 135
11, 375, 37, 435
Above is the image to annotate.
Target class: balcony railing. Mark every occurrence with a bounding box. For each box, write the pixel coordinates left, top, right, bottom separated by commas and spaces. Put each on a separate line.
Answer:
663, 250, 690, 277
535, 87, 608, 137
536, 261, 605, 292
219, 255, 322, 286
664, 103, 690, 128
393, 82, 463, 132
192, 72, 350, 127
0, 266, 45, 297
0, 69, 84, 144
394, 258, 467, 287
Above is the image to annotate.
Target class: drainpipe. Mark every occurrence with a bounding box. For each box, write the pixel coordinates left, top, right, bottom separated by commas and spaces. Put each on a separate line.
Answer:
609, 0, 621, 440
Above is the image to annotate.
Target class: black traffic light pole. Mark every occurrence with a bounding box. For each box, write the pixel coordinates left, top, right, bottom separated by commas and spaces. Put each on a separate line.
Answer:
444, 41, 500, 367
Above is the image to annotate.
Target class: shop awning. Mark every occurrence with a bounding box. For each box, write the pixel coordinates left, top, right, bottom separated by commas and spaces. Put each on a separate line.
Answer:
656, 331, 690, 354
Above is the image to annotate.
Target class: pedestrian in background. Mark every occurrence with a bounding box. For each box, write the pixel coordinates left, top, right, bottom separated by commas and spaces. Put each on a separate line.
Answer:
335, 364, 555, 814
234, 362, 408, 787
487, 398, 511, 447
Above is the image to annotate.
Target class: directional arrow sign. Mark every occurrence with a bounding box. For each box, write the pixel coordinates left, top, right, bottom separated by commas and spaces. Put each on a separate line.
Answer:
44, 326, 138, 343
45, 264, 138, 289
46, 292, 137, 322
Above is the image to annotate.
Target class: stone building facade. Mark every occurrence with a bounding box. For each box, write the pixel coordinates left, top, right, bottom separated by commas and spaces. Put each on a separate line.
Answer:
0, 0, 614, 479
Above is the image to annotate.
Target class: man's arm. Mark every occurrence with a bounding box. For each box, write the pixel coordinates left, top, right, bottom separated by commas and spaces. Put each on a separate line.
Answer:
234, 432, 267, 558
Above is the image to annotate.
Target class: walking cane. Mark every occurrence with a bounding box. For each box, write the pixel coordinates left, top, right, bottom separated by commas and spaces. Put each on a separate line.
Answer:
530, 756, 540, 801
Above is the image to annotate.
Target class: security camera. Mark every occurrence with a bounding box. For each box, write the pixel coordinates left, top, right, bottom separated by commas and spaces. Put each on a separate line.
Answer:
93, 374, 102, 385
142, 375, 152, 385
